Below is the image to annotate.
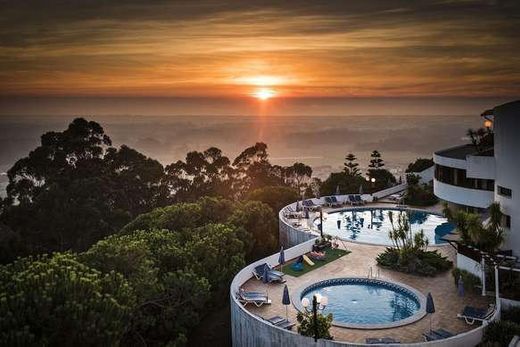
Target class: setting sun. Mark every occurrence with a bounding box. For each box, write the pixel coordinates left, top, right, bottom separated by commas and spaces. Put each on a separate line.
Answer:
253, 88, 276, 100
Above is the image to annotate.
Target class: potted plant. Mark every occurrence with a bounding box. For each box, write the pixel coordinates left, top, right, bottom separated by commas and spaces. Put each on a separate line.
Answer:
313, 235, 332, 252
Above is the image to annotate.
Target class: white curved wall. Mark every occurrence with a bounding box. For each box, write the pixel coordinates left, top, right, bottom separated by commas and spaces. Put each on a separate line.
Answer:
466, 155, 495, 180
494, 101, 520, 256
433, 151, 467, 170
434, 179, 494, 209
231, 223, 493, 347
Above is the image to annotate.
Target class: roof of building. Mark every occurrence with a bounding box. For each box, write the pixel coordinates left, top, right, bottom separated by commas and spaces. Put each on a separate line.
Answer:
434, 144, 493, 160
483, 100, 520, 117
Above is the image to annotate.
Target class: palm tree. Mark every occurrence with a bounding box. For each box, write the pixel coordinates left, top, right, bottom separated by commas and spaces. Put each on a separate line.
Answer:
444, 202, 505, 253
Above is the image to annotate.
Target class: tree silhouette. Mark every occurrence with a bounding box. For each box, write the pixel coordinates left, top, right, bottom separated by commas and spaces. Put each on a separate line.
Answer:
344, 153, 361, 176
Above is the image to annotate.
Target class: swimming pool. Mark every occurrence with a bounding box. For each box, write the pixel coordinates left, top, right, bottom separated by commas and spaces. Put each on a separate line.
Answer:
296, 278, 426, 329
314, 208, 454, 245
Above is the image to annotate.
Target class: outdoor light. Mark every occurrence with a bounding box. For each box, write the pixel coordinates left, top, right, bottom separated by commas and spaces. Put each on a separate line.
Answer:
301, 293, 328, 342
484, 119, 492, 128
371, 178, 376, 183
319, 296, 328, 307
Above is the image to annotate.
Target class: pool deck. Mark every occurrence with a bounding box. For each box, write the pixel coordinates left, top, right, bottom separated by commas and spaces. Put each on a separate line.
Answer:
242, 202, 491, 344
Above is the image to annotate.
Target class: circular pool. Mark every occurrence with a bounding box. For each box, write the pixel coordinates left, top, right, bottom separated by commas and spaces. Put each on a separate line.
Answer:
315, 208, 454, 246
295, 278, 426, 329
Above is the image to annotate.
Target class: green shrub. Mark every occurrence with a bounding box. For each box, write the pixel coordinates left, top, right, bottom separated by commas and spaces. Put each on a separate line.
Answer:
452, 268, 481, 294
297, 311, 333, 340
404, 183, 438, 206
376, 248, 452, 276
0, 253, 135, 346
483, 320, 520, 347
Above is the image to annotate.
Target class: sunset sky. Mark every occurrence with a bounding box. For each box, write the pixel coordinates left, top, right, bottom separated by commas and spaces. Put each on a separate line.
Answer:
0, 0, 519, 115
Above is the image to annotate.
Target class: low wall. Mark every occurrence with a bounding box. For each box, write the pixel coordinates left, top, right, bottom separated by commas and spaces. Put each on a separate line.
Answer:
372, 183, 407, 199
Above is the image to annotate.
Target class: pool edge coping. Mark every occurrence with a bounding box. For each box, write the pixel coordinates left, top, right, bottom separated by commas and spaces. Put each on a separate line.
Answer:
292, 276, 428, 330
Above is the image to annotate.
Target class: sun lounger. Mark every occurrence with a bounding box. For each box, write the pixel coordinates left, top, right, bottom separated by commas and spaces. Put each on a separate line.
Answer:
325, 196, 341, 207
266, 315, 296, 330
354, 195, 366, 205
330, 196, 343, 206
457, 305, 495, 325
302, 199, 320, 211
366, 337, 400, 344
423, 328, 455, 341
348, 195, 362, 206
252, 263, 285, 283
302, 254, 315, 266
237, 289, 271, 307
284, 206, 303, 219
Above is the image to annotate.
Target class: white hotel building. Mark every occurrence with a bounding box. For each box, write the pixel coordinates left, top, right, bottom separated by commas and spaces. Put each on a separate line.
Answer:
433, 100, 520, 257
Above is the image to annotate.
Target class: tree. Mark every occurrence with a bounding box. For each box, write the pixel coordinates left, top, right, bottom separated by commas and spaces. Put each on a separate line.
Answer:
164, 147, 234, 202
104, 145, 167, 216
344, 153, 360, 176
231, 143, 285, 197
285, 162, 312, 189
320, 172, 367, 196
248, 185, 299, 214
82, 230, 213, 345
0, 253, 135, 346
406, 158, 434, 173
228, 201, 279, 260
467, 127, 494, 153
368, 150, 384, 170
443, 202, 505, 253
367, 168, 396, 191
1, 118, 167, 255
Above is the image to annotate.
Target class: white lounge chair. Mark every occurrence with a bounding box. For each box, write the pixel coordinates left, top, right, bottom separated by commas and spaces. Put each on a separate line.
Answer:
457, 305, 495, 325
237, 289, 271, 307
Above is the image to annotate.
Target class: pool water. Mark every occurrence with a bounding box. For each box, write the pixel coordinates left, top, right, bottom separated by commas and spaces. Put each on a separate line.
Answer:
301, 278, 422, 327
315, 208, 454, 245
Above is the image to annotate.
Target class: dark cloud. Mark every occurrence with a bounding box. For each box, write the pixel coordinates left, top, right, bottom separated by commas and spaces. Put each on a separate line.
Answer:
0, 0, 519, 98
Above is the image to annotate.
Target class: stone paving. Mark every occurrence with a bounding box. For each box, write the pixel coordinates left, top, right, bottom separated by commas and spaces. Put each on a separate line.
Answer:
242, 203, 491, 344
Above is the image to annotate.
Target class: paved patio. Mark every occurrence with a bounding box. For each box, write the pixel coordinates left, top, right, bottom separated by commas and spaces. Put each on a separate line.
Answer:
242, 238, 491, 343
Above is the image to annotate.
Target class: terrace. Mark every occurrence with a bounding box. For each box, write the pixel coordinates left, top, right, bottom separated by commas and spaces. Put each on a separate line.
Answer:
231, 197, 497, 346
240, 241, 490, 344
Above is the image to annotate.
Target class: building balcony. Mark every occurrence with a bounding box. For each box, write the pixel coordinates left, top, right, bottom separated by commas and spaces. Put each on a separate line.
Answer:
434, 179, 494, 209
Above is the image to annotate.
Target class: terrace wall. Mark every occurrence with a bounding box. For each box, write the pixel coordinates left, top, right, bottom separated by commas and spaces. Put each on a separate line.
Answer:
232, 220, 496, 347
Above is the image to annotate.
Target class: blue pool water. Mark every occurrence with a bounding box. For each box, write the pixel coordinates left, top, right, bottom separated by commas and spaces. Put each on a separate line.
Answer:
301, 278, 422, 327
315, 208, 454, 245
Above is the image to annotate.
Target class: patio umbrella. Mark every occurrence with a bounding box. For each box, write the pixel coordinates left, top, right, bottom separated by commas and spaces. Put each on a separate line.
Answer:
426, 292, 435, 332
359, 185, 363, 195
458, 277, 465, 297
278, 246, 285, 272
335, 185, 340, 195
282, 285, 291, 320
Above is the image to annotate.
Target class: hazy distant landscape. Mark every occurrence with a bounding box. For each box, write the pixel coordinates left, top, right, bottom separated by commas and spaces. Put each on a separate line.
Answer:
0, 114, 481, 196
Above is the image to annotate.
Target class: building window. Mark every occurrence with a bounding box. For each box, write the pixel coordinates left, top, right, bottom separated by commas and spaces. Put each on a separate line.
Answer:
498, 186, 512, 198
434, 164, 494, 191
